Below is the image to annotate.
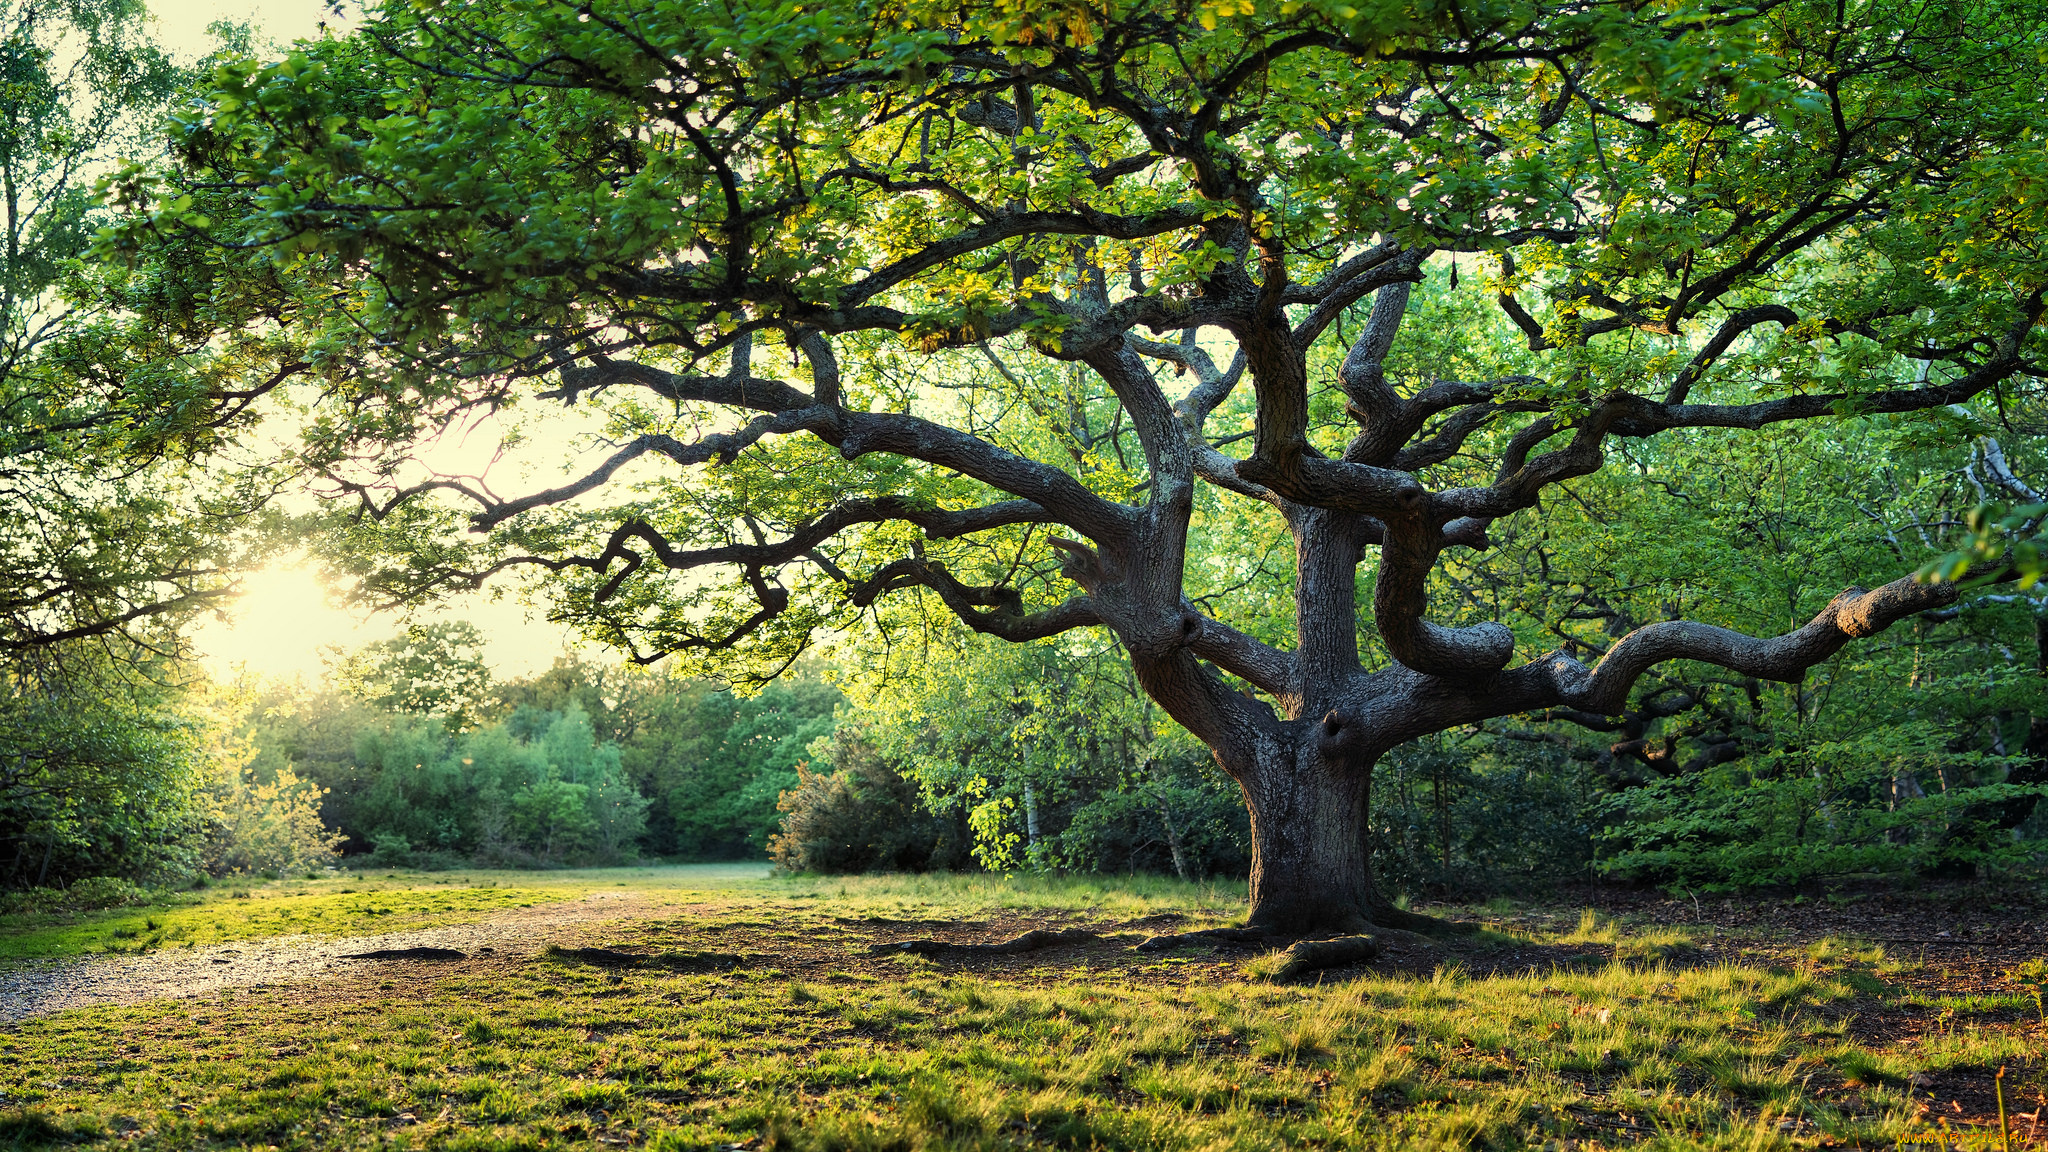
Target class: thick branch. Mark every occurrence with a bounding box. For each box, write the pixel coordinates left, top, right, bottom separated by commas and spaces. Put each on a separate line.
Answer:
469, 426, 788, 530
546, 352, 1134, 542
1182, 606, 1294, 697
847, 557, 1100, 642
1663, 305, 1797, 404
1512, 573, 1967, 715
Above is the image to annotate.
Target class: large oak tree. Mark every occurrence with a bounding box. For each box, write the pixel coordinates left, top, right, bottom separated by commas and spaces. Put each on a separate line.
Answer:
116, 0, 2048, 930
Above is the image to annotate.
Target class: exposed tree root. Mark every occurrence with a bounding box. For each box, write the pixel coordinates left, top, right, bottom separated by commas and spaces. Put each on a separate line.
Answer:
1366, 901, 1480, 937
1133, 927, 1273, 952
546, 946, 749, 971
870, 927, 1100, 957
1264, 934, 1382, 982
341, 947, 468, 961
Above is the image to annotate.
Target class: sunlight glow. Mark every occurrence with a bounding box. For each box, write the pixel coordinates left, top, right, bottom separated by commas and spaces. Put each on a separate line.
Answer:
191, 563, 396, 684
192, 562, 585, 686
147, 1, 636, 689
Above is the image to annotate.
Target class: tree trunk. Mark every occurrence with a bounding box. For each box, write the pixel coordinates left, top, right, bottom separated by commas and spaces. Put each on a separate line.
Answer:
1237, 738, 1378, 934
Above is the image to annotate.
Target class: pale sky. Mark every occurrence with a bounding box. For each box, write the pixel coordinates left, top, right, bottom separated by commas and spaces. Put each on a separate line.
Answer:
151, 0, 344, 61
162, 0, 611, 686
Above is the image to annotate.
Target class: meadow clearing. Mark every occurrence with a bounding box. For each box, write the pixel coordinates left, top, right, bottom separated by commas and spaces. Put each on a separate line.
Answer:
2, 867, 2043, 1151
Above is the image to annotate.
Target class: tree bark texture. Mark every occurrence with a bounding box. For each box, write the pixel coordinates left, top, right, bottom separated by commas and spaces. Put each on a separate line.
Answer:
1235, 733, 1376, 933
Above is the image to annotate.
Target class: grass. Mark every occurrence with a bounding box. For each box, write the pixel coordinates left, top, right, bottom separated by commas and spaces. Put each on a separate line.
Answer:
0, 883, 576, 959
0, 864, 1242, 963
2, 871, 2042, 1152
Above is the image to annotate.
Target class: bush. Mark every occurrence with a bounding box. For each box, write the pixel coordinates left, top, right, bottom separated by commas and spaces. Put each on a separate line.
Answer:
0, 876, 146, 914
1598, 726, 2047, 888
1018, 753, 1251, 879
365, 831, 417, 869
769, 728, 970, 873
204, 756, 346, 878
1371, 735, 1599, 899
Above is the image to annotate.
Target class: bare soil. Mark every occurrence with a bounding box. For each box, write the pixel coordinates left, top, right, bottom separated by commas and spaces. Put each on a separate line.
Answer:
0, 890, 653, 1023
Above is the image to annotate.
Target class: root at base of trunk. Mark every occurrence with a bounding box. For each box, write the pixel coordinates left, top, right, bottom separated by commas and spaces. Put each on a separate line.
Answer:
1264, 934, 1382, 982
1367, 900, 1481, 937
870, 927, 1099, 958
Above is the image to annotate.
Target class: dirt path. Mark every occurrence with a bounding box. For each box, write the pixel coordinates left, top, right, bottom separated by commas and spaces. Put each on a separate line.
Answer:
0, 891, 662, 1024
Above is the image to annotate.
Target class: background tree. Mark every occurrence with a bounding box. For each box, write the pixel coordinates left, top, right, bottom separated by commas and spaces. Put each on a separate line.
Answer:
0, 0, 257, 654
843, 623, 1248, 877
336, 620, 495, 727
0, 0, 286, 889
116, 0, 2048, 930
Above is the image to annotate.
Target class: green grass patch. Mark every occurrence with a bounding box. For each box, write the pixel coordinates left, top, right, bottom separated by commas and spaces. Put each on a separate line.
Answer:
3, 871, 2038, 1151
766, 870, 1246, 922
0, 944, 1972, 1152
0, 884, 577, 960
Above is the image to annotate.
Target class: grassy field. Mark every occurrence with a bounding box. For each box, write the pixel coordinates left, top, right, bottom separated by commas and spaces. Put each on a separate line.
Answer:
0, 883, 578, 961
3, 869, 2044, 1151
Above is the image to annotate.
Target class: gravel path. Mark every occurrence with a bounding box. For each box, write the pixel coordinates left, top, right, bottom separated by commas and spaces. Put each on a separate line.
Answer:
0, 891, 660, 1024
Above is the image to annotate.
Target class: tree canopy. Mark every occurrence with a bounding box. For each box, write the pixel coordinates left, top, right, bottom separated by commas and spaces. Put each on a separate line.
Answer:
105, 0, 2048, 928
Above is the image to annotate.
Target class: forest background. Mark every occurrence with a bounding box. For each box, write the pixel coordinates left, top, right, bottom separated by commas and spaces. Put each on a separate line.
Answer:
4, 0, 2048, 911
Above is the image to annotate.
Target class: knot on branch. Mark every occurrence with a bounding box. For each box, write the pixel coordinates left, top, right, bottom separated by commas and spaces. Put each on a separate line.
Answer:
1317, 708, 1371, 763
1049, 536, 1113, 589
1442, 517, 1492, 551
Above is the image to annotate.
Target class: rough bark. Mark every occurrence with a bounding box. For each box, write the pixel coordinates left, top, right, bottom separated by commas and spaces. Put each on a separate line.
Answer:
1236, 734, 1378, 933
1267, 934, 1383, 982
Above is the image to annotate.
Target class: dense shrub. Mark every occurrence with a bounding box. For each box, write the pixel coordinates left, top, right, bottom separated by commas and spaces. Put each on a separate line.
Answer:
1, 664, 209, 890
1599, 726, 2048, 888
201, 725, 345, 876
624, 679, 840, 858
769, 728, 971, 873
997, 751, 1251, 879
338, 703, 649, 866
1370, 736, 1600, 899
0, 876, 148, 914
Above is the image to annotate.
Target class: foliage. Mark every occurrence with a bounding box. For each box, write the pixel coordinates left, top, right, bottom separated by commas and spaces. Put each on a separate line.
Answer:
200, 755, 344, 879
1599, 727, 2046, 888
184, 682, 346, 877
843, 627, 1250, 877
0, 0, 259, 654
335, 620, 495, 728
1370, 735, 1599, 899
71, 0, 2048, 910
619, 675, 843, 859
242, 658, 844, 865
0, 648, 210, 888
1449, 411, 2048, 886
768, 725, 971, 874
0, 875, 145, 915
349, 704, 648, 867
